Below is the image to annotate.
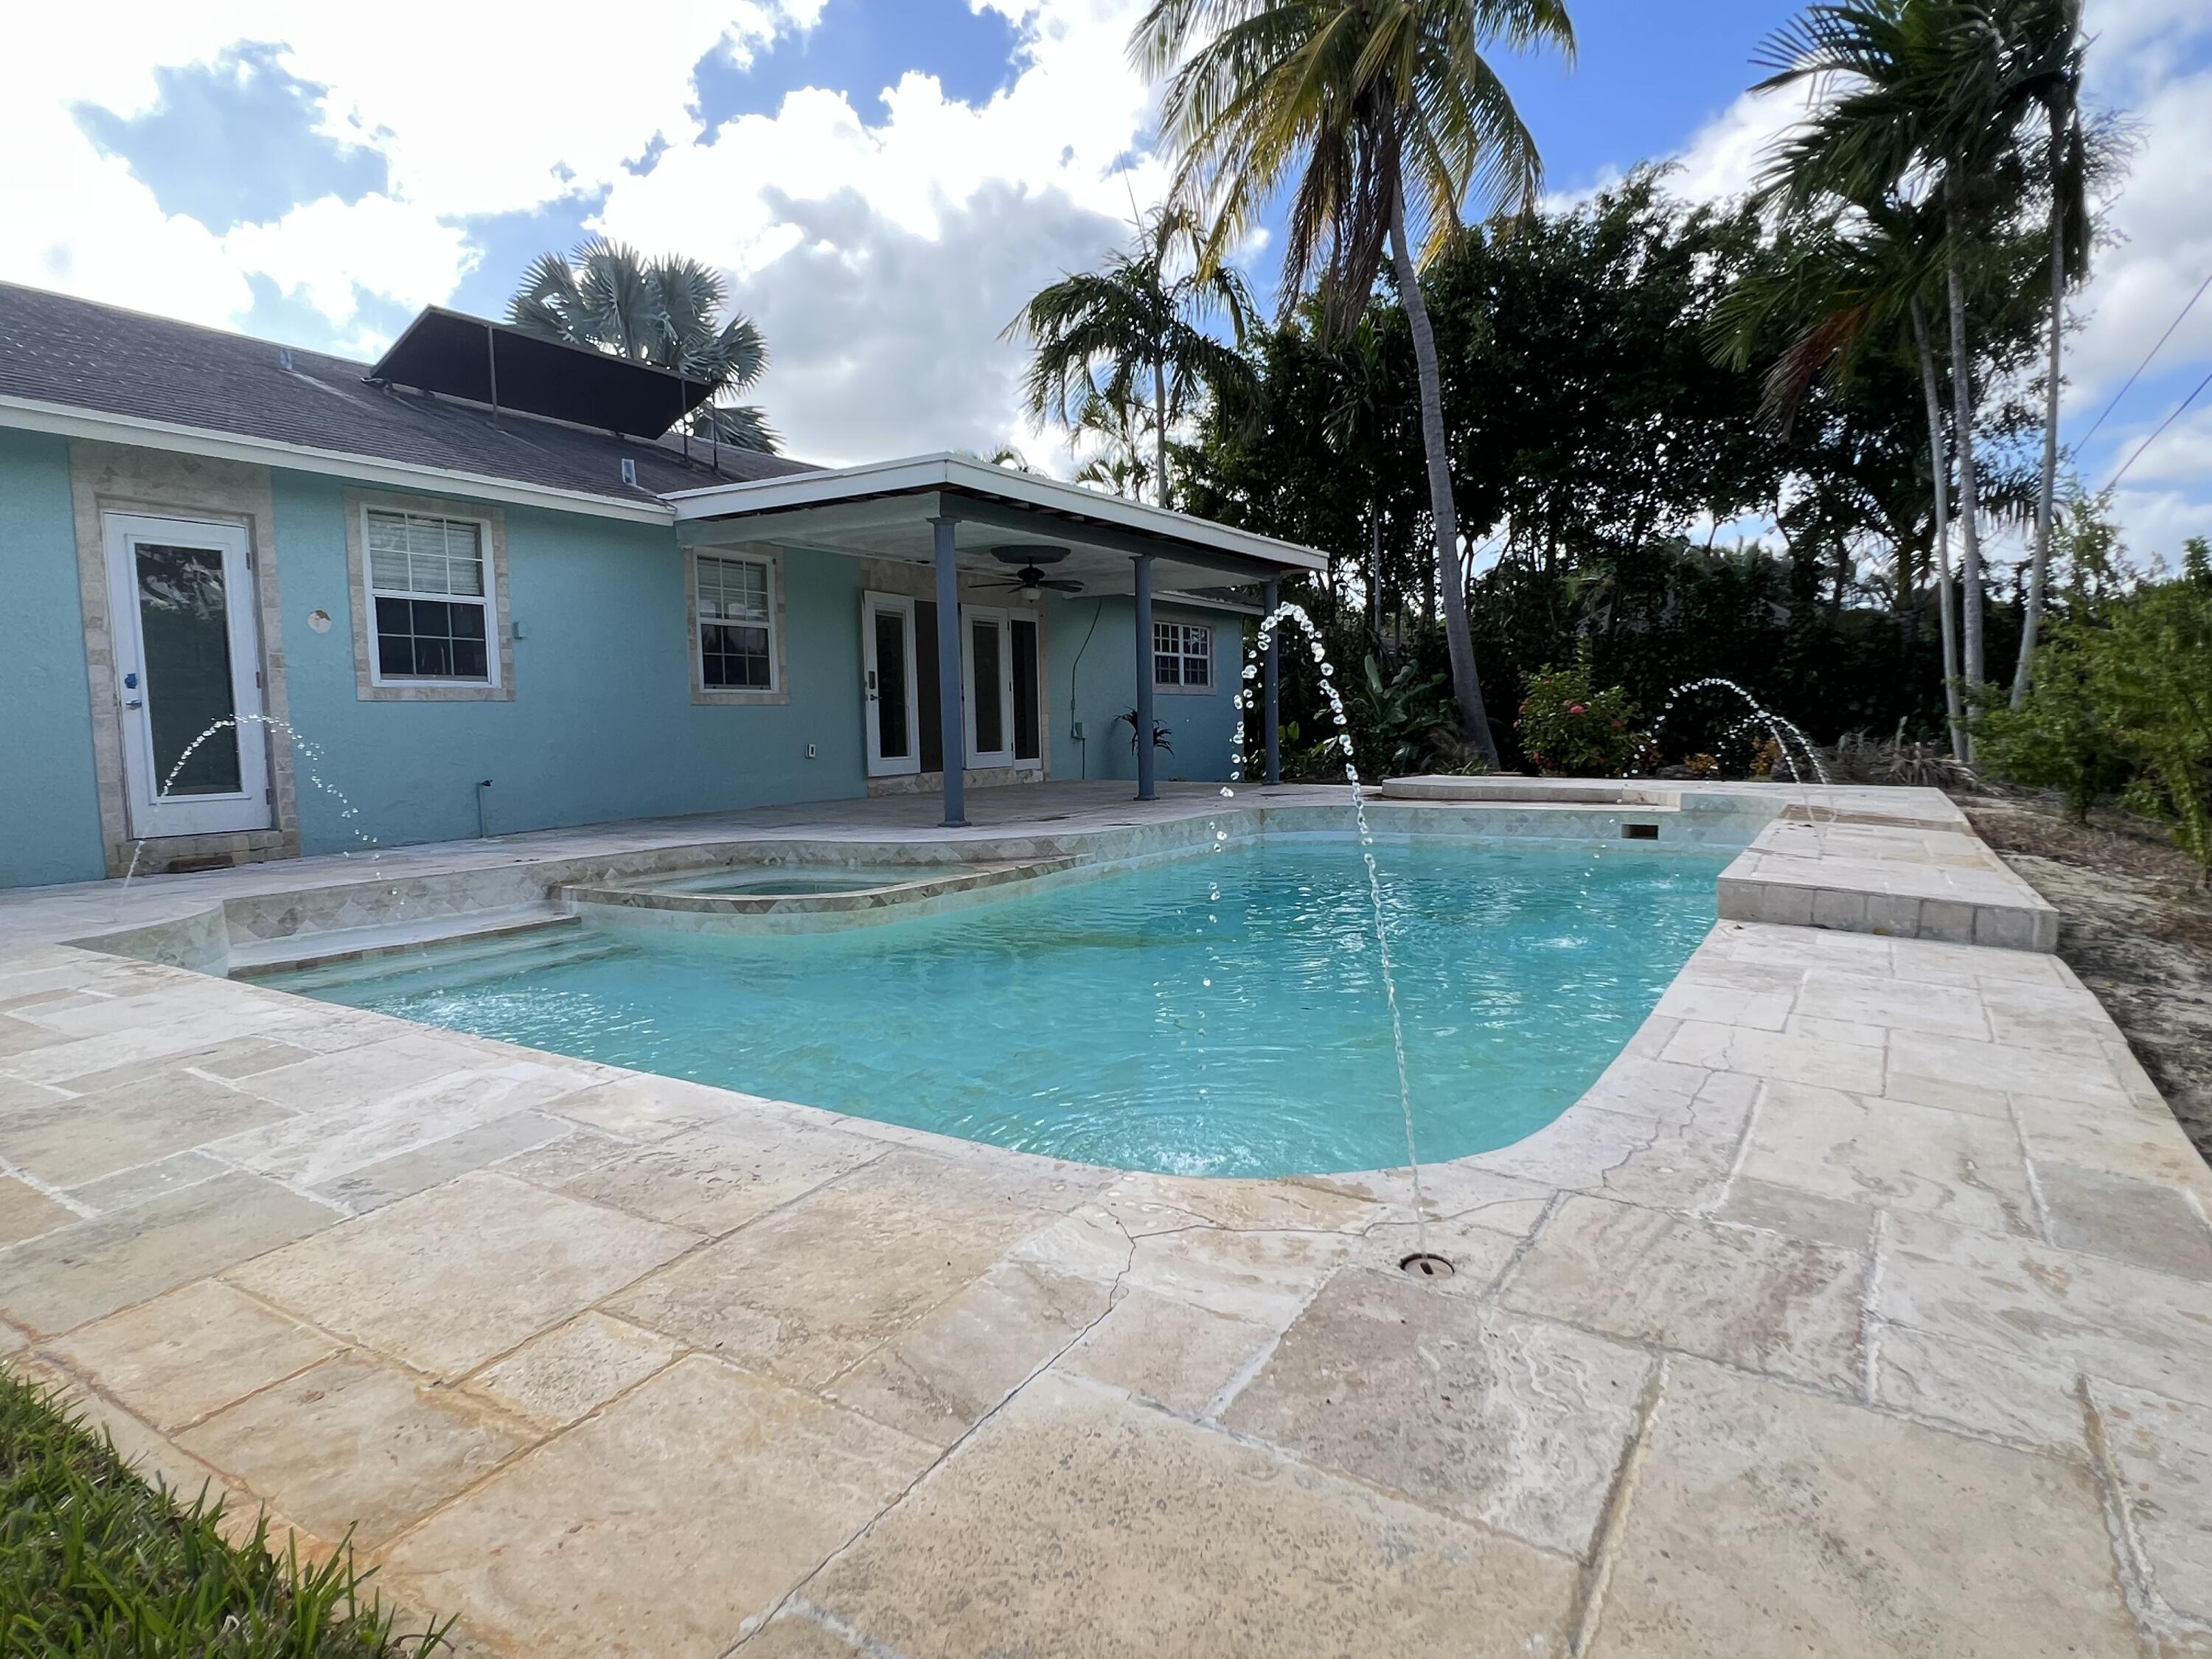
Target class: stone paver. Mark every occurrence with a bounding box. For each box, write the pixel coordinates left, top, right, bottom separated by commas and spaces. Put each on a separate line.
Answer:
1587, 1358, 2140, 1658
179, 1354, 533, 1551
1221, 1267, 1652, 1556
607, 1151, 1079, 1388
0, 1173, 333, 1335
1503, 1192, 1867, 1391
1057, 1287, 1273, 1416
1742, 1079, 2036, 1235
227, 1172, 694, 1375
0, 785, 2201, 1657
379, 1356, 938, 1659
0, 1175, 74, 1246
465, 1311, 684, 1428
50, 1279, 338, 1431
2094, 1382, 2212, 1624
797, 1369, 1578, 1659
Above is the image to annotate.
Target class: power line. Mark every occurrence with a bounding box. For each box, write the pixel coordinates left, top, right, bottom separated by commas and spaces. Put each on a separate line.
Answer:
2075, 265, 2212, 450
2102, 361, 2212, 493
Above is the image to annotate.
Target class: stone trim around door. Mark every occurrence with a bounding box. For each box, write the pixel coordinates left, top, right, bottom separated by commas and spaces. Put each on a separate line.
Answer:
67, 440, 300, 878
344, 489, 515, 703
685, 543, 790, 707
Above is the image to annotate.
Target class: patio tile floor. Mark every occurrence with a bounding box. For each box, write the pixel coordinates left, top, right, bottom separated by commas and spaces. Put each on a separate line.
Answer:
0, 782, 2205, 1655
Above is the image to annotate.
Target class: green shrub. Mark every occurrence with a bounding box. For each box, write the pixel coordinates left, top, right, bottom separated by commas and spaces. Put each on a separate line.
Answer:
1516, 644, 1641, 776
1973, 627, 2132, 822
2092, 571, 2212, 875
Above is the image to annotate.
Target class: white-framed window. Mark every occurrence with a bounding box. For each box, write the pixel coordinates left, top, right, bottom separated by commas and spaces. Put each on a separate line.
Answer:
365, 509, 495, 686
1153, 620, 1214, 689
696, 552, 776, 692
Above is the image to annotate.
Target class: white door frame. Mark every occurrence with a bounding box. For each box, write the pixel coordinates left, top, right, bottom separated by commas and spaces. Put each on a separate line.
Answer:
860, 591, 920, 778
1007, 605, 1044, 772
959, 603, 1015, 768
101, 511, 272, 838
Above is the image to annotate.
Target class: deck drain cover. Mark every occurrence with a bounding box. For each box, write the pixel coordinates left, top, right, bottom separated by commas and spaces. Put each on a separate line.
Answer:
1399, 1252, 1455, 1280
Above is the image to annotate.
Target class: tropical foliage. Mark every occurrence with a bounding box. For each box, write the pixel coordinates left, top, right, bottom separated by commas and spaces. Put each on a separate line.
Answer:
1130, 0, 1577, 768
507, 238, 776, 451
1516, 646, 1641, 777
1004, 204, 1255, 504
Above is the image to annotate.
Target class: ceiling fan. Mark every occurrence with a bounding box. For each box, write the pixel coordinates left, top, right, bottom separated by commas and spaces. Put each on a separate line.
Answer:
981, 543, 1084, 600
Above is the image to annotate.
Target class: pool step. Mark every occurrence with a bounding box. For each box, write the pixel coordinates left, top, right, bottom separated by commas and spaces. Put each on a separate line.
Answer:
229, 905, 579, 978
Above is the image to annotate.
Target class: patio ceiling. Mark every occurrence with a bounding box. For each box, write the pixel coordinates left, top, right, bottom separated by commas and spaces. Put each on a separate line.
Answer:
665, 452, 1327, 598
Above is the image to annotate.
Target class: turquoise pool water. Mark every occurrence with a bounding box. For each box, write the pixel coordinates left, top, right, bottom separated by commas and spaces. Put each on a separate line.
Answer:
277, 838, 1731, 1177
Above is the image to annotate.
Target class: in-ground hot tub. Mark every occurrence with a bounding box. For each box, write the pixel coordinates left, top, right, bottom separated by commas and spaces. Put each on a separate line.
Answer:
559, 856, 1079, 933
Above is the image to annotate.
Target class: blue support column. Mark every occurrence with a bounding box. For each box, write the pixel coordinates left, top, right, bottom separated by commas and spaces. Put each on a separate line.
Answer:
1133, 553, 1157, 802
1263, 576, 1281, 786
932, 515, 967, 827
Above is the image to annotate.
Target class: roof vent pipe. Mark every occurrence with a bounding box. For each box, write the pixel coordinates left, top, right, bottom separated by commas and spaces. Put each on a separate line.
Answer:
279, 347, 293, 371
621, 458, 639, 487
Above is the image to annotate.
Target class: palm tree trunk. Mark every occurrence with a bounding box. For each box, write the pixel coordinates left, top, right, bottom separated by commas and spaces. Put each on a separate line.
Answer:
1912, 297, 1969, 762
1152, 356, 1171, 508
1388, 171, 1498, 768
2012, 101, 2069, 709
1944, 223, 1986, 723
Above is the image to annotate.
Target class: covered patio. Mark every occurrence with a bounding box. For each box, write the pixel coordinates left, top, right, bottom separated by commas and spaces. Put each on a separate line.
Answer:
665, 454, 1326, 822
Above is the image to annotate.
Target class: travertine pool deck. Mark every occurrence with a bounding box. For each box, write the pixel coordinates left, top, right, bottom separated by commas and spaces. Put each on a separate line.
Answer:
1, 781, 2208, 1657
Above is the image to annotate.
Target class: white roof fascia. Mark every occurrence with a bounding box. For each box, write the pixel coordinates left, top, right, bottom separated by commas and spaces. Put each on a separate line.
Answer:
0, 394, 678, 526
663, 451, 1327, 574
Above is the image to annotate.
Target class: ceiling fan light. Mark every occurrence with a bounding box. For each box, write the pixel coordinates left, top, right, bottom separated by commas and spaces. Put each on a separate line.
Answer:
1018, 581, 1042, 601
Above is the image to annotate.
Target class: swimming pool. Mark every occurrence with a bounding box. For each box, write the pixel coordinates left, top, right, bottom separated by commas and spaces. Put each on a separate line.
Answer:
272, 838, 1732, 1178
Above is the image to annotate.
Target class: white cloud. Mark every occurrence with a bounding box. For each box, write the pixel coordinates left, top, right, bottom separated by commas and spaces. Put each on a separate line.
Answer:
0, 2, 816, 338
594, 0, 1169, 465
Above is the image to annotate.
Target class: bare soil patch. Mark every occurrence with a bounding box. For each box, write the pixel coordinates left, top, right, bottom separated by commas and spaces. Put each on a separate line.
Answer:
1954, 792, 2212, 1164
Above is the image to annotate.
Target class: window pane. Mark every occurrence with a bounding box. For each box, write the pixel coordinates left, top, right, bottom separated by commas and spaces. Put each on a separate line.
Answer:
366, 510, 482, 597
970, 617, 1004, 754
134, 542, 242, 796
701, 622, 771, 689
1011, 618, 1040, 762
373, 589, 491, 682
1155, 653, 1180, 686
873, 609, 910, 759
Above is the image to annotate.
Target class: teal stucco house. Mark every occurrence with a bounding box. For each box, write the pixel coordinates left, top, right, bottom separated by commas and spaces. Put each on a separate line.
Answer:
0, 282, 1319, 889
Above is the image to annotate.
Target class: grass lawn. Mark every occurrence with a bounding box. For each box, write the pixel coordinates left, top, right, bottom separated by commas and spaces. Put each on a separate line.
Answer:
0, 1368, 446, 1655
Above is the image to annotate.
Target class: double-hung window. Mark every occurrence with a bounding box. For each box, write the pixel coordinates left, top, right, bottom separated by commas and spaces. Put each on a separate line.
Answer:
696, 553, 776, 691
366, 509, 493, 684
1153, 620, 1213, 690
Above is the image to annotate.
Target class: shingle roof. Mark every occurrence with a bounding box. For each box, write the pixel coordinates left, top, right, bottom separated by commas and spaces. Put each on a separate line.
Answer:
0, 281, 819, 506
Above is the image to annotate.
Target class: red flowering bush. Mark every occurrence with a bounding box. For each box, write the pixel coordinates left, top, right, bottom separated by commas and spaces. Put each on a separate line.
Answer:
1516, 644, 1641, 776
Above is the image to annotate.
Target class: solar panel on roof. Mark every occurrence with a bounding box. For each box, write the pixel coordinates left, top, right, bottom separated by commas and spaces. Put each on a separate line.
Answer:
366, 307, 715, 439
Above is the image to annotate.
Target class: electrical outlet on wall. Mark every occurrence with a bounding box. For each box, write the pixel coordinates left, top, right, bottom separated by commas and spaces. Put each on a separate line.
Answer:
1071, 720, 1085, 741
806, 742, 817, 759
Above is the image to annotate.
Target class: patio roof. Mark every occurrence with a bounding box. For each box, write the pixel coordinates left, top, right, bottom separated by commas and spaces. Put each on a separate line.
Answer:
667, 452, 1327, 596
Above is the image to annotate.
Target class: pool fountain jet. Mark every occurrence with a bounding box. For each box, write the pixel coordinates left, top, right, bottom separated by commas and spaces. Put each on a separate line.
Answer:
121, 714, 381, 895
1652, 678, 1831, 787
1217, 599, 1437, 1261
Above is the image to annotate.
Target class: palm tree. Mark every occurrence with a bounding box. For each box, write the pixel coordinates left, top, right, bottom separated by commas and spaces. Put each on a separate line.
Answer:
1004, 204, 1257, 507
1753, 0, 2049, 706
1710, 204, 1971, 758
1132, 0, 1576, 769
1071, 389, 1158, 501
2010, 0, 2090, 706
508, 238, 776, 452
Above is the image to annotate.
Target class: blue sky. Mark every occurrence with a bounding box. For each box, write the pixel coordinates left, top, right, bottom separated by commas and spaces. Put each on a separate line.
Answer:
4, 0, 2207, 562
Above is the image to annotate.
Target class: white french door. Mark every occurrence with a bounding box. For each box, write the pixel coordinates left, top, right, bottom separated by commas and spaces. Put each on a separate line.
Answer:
862, 591, 920, 778
102, 512, 272, 838
960, 604, 1015, 768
